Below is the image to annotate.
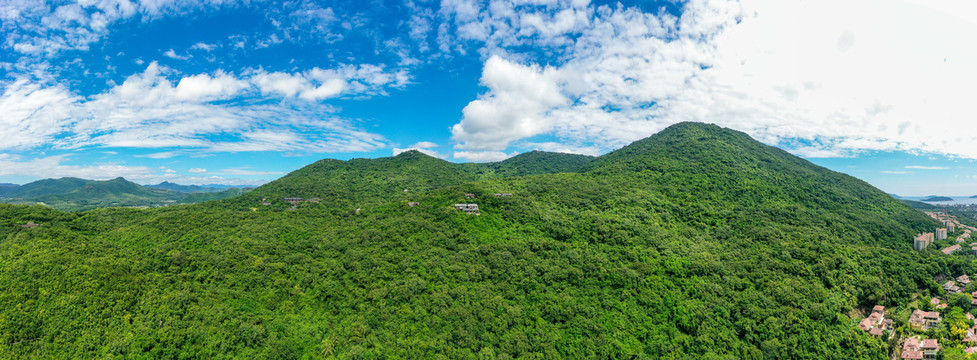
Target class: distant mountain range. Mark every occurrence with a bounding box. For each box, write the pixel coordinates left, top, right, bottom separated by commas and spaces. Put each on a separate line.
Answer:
921, 195, 953, 202
0, 177, 253, 211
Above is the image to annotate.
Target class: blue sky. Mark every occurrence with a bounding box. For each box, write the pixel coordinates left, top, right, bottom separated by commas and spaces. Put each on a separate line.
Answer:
1, 0, 977, 196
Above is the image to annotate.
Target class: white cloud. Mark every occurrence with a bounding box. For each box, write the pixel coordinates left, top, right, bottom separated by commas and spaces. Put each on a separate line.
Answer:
453, 150, 514, 162
0, 154, 152, 180
451, 55, 567, 151
881, 171, 912, 175
438, 0, 593, 55
0, 79, 77, 149
0, 62, 405, 154
250, 64, 408, 101
521, 142, 603, 157
393, 141, 445, 158
173, 71, 248, 101
190, 42, 216, 51
446, 0, 977, 160
138, 151, 181, 159
905, 166, 950, 170
163, 49, 190, 60
0, 152, 273, 185
217, 167, 285, 176
188, 168, 207, 173
0, 0, 236, 56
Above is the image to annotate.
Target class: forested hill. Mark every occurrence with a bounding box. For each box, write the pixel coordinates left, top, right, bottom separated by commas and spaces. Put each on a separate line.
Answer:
582, 122, 933, 247
0, 122, 958, 359
235, 148, 595, 210
487, 150, 594, 177
0, 177, 180, 210
234, 150, 481, 210
0, 177, 248, 211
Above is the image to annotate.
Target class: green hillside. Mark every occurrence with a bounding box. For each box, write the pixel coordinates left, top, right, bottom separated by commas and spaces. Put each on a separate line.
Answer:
149, 181, 243, 193
236, 150, 480, 211
487, 150, 594, 177
0, 178, 250, 211
177, 187, 253, 204
6, 177, 90, 198
0, 122, 958, 359
240, 149, 595, 211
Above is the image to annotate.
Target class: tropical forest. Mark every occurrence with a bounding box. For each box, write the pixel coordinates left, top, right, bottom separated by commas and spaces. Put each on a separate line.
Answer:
0, 123, 970, 359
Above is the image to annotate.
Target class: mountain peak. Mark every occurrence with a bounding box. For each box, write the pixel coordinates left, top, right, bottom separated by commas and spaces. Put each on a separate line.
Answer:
584, 122, 760, 171
393, 149, 435, 160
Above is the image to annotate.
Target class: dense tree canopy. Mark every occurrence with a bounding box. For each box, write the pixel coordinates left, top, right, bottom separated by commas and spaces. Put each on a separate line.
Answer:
0, 122, 964, 359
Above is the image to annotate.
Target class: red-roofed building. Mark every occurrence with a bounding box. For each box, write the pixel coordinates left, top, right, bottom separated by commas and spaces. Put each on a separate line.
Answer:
909, 310, 927, 329
915, 232, 935, 251
942, 244, 961, 255
903, 337, 920, 351
901, 350, 923, 360
924, 312, 941, 329
859, 306, 887, 335
921, 339, 939, 359
858, 317, 876, 331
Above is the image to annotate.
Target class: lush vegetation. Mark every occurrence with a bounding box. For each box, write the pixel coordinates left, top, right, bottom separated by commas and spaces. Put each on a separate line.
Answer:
148, 182, 247, 194
177, 188, 254, 205
0, 122, 967, 359
0, 177, 251, 211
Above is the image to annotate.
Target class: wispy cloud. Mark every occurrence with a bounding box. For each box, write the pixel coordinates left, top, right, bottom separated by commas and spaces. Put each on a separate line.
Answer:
217, 167, 285, 176
393, 141, 445, 158
0, 61, 406, 154
905, 166, 950, 170
453, 150, 515, 162
0, 153, 269, 185
163, 49, 190, 60
137, 151, 182, 159
0, 0, 238, 56
881, 170, 912, 174
190, 42, 217, 51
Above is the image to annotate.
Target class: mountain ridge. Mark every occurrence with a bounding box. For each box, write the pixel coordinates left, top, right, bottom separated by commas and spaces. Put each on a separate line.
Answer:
0, 177, 251, 211
0, 121, 950, 359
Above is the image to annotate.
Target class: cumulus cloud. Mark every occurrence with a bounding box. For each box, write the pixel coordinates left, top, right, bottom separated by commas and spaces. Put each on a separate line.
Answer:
187, 168, 207, 173
447, 0, 977, 160
451, 56, 567, 151
251, 64, 409, 101
437, 0, 594, 56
